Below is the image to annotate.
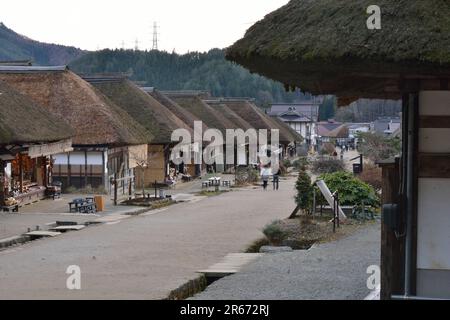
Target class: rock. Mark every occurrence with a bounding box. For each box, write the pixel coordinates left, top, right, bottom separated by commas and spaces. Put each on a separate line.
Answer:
259, 246, 293, 253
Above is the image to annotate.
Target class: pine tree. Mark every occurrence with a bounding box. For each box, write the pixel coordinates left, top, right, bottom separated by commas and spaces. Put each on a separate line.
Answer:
290, 167, 313, 218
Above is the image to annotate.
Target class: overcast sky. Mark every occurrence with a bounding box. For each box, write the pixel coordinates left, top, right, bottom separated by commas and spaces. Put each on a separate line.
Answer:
1, 0, 289, 53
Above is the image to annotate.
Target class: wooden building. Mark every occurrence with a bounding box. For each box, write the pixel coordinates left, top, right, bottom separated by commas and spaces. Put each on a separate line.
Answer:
217, 98, 303, 158
226, 0, 450, 299
268, 103, 320, 146
145, 88, 209, 177
204, 99, 258, 168
163, 91, 237, 173
84, 76, 193, 187
0, 81, 73, 206
0, 66, 150, 199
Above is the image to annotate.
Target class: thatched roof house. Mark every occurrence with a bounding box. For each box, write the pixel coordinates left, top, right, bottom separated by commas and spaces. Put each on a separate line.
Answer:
317, 122, 349, 139
164, 92, 235, 135
0, 66, 150, 147
226, 0, 450, 104
0, 81, 72, 145
84, 77, 191, 144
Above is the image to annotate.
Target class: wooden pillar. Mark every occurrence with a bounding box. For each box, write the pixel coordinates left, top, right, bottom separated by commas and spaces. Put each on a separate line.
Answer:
67, 152, 71, 187
379, 158, 403, 299
113, 173, 118, 206
19, 154, 24, 193
84, 150, 88, 188
102, 151, 106, 190
0, 160, 6, 205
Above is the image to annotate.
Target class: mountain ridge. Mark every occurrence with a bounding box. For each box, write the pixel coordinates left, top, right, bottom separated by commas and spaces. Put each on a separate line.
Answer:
0, 22, 86, 65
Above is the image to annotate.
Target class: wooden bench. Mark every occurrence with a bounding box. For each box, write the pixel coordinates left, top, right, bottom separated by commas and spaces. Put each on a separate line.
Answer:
222, 180, 231, 187
69, 198, 84, 213
1, 205, 19, 213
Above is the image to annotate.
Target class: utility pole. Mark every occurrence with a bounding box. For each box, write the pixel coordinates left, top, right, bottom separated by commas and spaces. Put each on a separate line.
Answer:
134, 38, 139, 51
152, 21, 159, 51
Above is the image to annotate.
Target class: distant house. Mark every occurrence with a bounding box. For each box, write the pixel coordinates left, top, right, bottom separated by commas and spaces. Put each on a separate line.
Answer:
371, 117, 402, 136
347, 123, 371, 147
268, 103, 319, 146
163, 91, 236, 173
218, 98, 302, 158
144, 88, 209, 178
317, 121, 349, 145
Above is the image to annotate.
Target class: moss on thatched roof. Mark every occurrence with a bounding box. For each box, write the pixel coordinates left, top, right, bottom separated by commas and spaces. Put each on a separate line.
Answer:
0, 69, 150, 146
223, 99, 302, 143
227, 0, 450, 101
0, 81, 72, 145
165, 93, 235, 135
88, 79, 191, 144
147, 89, 208, 132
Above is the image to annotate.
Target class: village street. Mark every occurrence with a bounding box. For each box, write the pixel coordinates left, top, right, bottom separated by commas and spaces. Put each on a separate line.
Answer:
0, 177, 297, 299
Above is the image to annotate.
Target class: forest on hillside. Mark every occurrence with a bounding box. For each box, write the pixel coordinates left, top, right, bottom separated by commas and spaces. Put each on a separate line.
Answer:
70, 48, 309, 107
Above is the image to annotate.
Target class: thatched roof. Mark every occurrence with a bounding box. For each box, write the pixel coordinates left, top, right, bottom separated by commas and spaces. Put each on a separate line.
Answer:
0, 68, 150, 146
227, 0, 450, 103
318, 122, 349, 138
204, 99, 255, 131
164, 93, 235, 135
0, 81, 72, 145
145, 88, 208, 132
86, 78, 191, 144
221, 99, 302, 143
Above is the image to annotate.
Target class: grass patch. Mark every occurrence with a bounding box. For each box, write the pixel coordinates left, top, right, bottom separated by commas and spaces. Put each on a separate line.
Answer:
196, 190, 230, 197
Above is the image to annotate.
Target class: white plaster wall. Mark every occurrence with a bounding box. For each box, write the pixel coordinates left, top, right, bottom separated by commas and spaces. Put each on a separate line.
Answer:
417, 178, 450, 270
53, 153, 68, 165
417, 91, 450, 272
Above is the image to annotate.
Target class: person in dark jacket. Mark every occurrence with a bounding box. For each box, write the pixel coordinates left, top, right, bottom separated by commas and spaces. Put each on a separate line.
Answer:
273, 168, 281, 190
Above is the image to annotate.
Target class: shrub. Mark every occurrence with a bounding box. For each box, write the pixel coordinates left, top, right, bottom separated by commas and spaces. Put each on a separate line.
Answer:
358, 163, 382, 191
293, 157, 310, 170
318, 171, 380, 209
235, 166, 259, 185
312, 158, 345, 174
357, 132, 401, 162
262, 220, 287, 245
283, 159, 292, 168
295, 169, 313, 214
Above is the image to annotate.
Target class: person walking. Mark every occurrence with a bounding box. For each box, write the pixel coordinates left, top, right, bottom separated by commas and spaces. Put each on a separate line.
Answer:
273, 167, 281, 190
260, 165, 271, 191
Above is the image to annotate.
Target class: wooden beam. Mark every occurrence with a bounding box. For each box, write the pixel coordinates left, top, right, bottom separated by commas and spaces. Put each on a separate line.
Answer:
419, 154, 450, 178
419, 116, 450, 128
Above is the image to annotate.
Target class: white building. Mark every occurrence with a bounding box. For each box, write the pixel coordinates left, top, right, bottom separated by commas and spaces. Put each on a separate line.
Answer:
268, 103, 320, 146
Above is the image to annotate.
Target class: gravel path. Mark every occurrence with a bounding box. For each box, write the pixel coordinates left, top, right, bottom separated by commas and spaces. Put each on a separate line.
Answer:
0, 177, 296, 299
192, 222, 380, 300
